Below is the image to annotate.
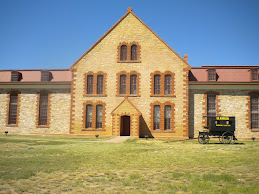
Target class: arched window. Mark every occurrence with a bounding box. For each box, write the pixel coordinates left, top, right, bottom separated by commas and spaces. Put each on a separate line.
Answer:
85, 105, 93, 128
164, 75, 171, 95
38, 93, 49, 126
120, 45, 127, 61
96, 105, 103, 129
164, 105, 171, 130
130, 74, 137, 94
153, 105, 160, 130
87, 75, 93, 94
120, 75, 127, 94
154, 75, 161, 94
131, 44, 137, 61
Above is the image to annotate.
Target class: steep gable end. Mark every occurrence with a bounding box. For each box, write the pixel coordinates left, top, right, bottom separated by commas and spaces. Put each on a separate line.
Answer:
70, 7, 190, 70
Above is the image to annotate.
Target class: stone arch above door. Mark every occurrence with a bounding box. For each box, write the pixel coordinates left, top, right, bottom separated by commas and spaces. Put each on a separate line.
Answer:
111, 97, 141, 137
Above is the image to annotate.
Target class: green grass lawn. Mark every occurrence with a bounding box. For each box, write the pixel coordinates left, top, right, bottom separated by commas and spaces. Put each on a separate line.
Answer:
0, 135, 258, 193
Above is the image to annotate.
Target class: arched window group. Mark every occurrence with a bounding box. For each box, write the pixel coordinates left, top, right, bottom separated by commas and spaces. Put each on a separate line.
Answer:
117, 71, 140, 96
151, 102, 174, 131
85, 72, 106, 96
118, 43, 140, 62
151, 71, 175, 96
84, 102, 106, 130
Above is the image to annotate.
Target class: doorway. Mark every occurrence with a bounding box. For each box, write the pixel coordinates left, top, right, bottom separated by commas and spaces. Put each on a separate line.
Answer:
120, 116, 130, 136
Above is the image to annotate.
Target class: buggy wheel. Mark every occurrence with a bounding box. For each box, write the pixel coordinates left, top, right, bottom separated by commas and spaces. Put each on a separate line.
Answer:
198, 133, 210, 144
221, 132, 234, 144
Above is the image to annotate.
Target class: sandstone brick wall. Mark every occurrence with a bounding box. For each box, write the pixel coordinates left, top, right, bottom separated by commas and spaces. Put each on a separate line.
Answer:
0, 88, 70, 134
70, 12, 190, 138
189, 88, 259, 138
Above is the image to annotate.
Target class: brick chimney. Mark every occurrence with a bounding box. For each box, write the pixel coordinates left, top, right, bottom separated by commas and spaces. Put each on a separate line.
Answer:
184, 54, 188, 63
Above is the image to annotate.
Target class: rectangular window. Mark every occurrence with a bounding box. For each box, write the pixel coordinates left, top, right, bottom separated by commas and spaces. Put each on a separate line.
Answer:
96, 105, 103, 129
38, 94, 48, 126
97, 75, 103, 94
86, 105, 92, 128
154, 75, 161, 94
207, 94, 216, 116
164, 75, 171, 95
87, 75, 94, 94
130, 75, 137, 94
208, 69, 216, 81
11, 71, 21, 82
8, 94, 18, 125
164, 105, 171, 130
153, 105, 160, 130
251, 95, 259, 129
251, 69, 258, 81
120, 75, 126, 94
41, 71, 50, 82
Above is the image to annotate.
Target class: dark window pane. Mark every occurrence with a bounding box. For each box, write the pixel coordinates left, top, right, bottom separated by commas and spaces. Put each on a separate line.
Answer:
38, 94, 48, 126
164, 75, 171, 95
8, 94, 18, 124
87, 75, 93, 94
120, 75, 126, 94
97, 75, 103, 94
154, 75, 161, 94
41, 71, 50, 82
153, 105, 160, 130
208, 69, 216, 81
131, 45, 137, 61
164, 105, 171, 130
11, 72, 18, 82
130, 74, 137, 94
120, 45, 127, 61
251, 69, 258, 81
207, 94, 216, 116
86, 105, 92, 128
251, 95, 259, 129
96, 105, 103, 129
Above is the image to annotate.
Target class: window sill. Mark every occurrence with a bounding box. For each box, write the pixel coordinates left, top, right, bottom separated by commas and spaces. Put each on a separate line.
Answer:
150, 94, 176, 97
37, 125, 50, 128
117, 60, 141, 63
116, 94, 140, 97
82, 129, 105, 131
84, 94, 107, 97
6, 124, 18, 127
151, 130, 175, 133
251, 129, 259, 132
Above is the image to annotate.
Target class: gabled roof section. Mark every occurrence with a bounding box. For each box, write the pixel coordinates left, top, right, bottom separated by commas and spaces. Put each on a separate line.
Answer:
70, 7, 190, 71
111, 97, 141, 115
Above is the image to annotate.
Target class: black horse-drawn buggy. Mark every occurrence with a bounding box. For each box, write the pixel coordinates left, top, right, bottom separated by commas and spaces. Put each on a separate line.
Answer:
198, 116, 237, 144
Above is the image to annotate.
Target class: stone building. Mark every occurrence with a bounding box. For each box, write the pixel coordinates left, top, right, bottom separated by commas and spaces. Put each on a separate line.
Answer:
0, 8, 258, 139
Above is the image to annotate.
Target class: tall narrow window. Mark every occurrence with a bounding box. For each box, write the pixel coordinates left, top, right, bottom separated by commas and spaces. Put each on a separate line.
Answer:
208, 69, 216, 81
131, 45, 137, 61
164, 75, 172, 95
8, 94, 18, 125
97, 75, 103, 94
153, 105, 160, 130
87, 75, 93, 94
41, 71, 50, 82
130, 74, 137, 94
96, 105, 103, 129
154, 75, 161, 94
207, 94, 216, 116
251, 69, 258, 81
85, 105, 92, 128
251, 95, 259, 129
38, 94, 48, 126
120, 45, 127, 61
164, 105, 171, 130
120, 75, 126, 94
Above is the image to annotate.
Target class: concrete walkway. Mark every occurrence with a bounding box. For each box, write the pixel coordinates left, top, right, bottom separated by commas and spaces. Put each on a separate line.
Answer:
104, 136, 131, 143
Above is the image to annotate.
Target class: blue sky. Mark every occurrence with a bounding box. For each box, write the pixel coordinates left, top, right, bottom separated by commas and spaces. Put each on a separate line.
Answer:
0, 0, 258, 69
